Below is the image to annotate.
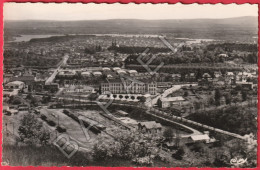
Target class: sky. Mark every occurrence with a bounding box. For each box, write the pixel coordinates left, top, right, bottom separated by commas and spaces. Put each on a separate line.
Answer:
3, 3, 258, 21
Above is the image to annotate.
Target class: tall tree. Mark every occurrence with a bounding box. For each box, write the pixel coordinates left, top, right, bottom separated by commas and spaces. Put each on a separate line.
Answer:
163, 128, 174, 141
241, 91, 247, 101
215, 89, 221, 106
18, 113, 50, 145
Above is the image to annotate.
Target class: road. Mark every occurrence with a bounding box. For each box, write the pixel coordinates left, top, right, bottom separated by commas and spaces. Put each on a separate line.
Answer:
45, 54, 69, 85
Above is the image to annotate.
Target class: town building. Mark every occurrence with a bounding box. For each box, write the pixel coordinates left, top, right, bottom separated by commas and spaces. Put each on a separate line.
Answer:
101, 78, 157, 95
5, 81, 25, 90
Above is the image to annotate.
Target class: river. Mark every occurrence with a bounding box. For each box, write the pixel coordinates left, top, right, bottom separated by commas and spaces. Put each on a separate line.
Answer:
10, 34, 65, 42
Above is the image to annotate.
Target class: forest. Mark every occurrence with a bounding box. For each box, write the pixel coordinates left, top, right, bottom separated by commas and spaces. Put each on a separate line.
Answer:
123, 43, 257, 66
187, 105, 257, 136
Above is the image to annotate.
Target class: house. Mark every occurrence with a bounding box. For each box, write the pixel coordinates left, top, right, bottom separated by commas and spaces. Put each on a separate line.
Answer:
102, 67, 110, 72
117, 70, 127, 75
3, 105, 9, 112
5, 81, 25, 90
81, 71, 92, 78
236, 72, 253, 82
44, 83, 59, 93
138, 121, 162, 134
57, 70, 76, 78
172, 74, 181, 82
113, 67, 121, 71
3, 73, 13, 84
35, 72, 50, 82
218, 54, 229, 58
128, 70, 138, 76
93, 71, 102, 77
236, 82, 254, 90
18, 104, 29, 111
202, 73, 211, 79
157, 82, 172, 93
212, 78, 225, 87
223, 77, 233, 86
3, 89, 19, 97
214, 71, 222, 78
198, 78, 213, 87
156, 73, 172, 82
226, 72, 234, 78
220, 96, 226, 105
158, 96, 186, 108
185, 73, 196, 82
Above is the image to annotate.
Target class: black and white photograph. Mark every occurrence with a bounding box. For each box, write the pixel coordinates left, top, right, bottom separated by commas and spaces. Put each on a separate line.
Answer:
2, 3, 258, 167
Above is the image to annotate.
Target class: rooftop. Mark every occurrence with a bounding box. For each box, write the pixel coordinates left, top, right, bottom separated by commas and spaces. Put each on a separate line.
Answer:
190, 134, 210, 141
6, 81, 24, 85
161, 96, 185, 102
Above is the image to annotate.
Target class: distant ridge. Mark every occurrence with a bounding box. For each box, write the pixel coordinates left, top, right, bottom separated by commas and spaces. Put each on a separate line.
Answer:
4, 16, 257, 43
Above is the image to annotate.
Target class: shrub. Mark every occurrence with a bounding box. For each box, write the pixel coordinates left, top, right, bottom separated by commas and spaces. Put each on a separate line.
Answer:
172, 147, 185, 160
12, 98, 22, 105
46, 120, 56, 127
163, 128, 174, 140
92, 131, 158, 162
132, 156, 153, 166
40, 114, 47, 120
63, 109, 69, 114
